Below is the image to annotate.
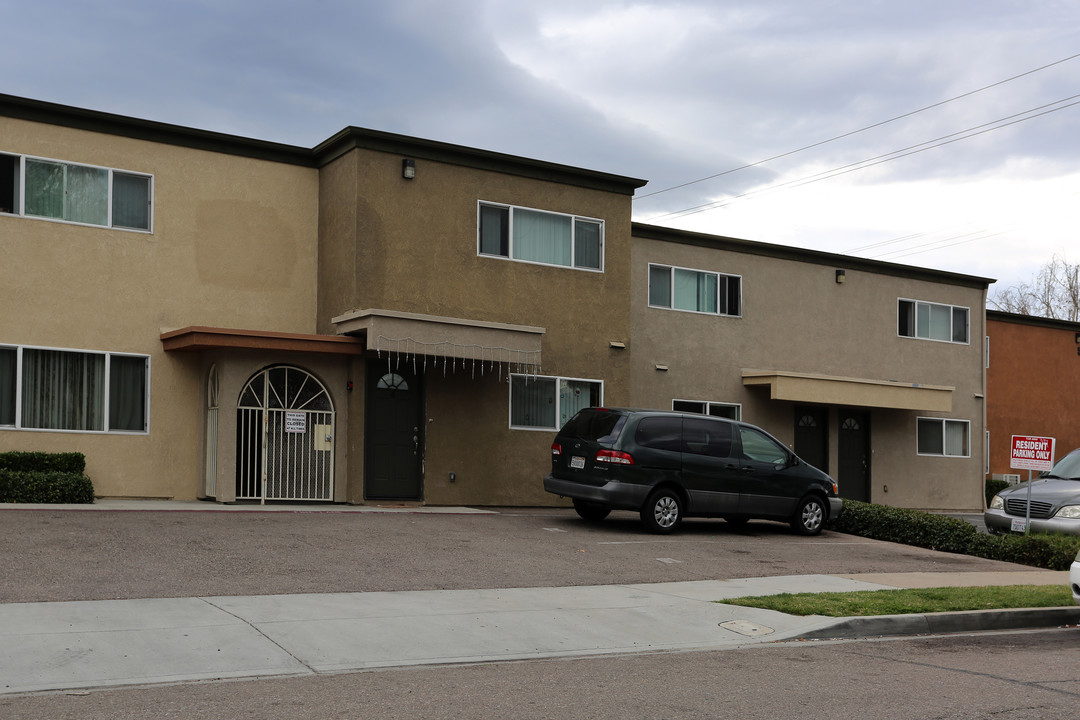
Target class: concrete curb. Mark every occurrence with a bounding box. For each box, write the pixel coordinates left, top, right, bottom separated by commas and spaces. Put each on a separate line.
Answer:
800, 606, 1080, 640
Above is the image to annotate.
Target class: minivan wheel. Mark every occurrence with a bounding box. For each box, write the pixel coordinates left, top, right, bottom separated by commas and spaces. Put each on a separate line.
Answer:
641, 488, 683, 534
791, 495, 826, 536
573, 499, 611, 522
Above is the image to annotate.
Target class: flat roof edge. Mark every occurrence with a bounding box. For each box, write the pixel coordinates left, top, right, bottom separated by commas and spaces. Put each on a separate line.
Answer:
315, 127, 648, 195
1, 93, 316, 167
632, 222, 996, 289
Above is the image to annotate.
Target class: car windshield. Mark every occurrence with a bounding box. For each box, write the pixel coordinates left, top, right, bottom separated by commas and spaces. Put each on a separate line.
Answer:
1044, 449, 1080, 480
559, 411, 626, 444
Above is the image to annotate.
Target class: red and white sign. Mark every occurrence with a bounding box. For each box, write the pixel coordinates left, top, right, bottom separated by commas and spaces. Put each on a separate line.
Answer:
1010, 435, 1056, 471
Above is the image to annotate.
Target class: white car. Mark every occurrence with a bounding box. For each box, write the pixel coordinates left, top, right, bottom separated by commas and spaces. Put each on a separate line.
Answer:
1072, 550, 1080, 606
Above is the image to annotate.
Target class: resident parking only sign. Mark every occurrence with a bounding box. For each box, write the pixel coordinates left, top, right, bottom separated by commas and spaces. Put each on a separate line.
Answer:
1010, 435, 1056, 471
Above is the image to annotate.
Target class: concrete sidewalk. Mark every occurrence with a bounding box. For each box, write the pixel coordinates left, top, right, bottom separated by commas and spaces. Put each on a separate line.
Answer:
1, 572, 1074, 696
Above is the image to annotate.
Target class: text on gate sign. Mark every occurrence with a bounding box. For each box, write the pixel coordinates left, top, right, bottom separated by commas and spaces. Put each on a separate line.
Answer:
285, 412, 307, 433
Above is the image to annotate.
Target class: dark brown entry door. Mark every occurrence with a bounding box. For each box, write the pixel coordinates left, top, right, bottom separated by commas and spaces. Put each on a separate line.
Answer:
365, 363, 423, 500
794, 405, 829, 474
838, 409, 870, 502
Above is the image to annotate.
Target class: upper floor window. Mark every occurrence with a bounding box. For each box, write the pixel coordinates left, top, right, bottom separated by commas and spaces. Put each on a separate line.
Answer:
672, 398, 741, 421
649, 264, 741, 316
0, 152, 152, 231
898, 299, 968, 344
0, 344, 149, 433
478, 202, 603, 271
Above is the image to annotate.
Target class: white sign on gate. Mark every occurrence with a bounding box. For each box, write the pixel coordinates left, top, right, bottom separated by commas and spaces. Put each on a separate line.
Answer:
285, 412, 307, 433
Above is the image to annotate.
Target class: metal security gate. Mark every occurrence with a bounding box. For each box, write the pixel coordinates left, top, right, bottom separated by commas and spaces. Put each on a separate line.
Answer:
236, 366, 335, 502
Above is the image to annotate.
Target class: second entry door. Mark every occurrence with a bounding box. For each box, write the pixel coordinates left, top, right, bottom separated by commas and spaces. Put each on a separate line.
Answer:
838, 410, 871, 503
365, 363, 423, 500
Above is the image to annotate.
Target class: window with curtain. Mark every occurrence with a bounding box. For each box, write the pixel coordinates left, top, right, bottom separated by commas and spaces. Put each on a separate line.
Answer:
21, 349, 106, 431
648, 264, 741, 316
916, 417, 970, 457
898, 299, 969, 344
510, 374, 602, 430
3, 153, 151, 231
478, 202, 603, 270
0, 345, 149, 433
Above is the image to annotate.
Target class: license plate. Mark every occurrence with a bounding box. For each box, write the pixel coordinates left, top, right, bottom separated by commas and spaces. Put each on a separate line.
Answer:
570, 456, 586, 469
1011, 518, 1027, 533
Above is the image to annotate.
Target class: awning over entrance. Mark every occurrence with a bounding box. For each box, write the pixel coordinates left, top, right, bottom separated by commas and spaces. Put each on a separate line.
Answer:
331, 308, 545, 375
160, 326, 367, 354
742, 369, 953, 412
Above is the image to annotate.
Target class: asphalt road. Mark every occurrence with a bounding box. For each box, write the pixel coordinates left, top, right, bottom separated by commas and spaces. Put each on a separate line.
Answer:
3, 627, 1077, 719
0, 506, 1030, 603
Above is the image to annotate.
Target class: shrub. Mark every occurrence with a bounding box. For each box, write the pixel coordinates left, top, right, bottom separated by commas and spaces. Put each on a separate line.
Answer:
830, 500, 977, 553
0, 452, 94, 503
0, 451, 86, 474
829, 499, 1080, 571
985, 478, 1010, 507
0, 469, 95, 503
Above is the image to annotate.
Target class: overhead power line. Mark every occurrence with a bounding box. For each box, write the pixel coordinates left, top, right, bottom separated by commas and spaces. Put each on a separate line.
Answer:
634, 51, 1080, 202
642, 95, 1080, 223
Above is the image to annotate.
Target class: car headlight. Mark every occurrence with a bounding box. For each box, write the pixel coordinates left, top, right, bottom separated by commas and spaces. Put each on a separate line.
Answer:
989, 495, 1004, 510
1054, 505, 1080, 519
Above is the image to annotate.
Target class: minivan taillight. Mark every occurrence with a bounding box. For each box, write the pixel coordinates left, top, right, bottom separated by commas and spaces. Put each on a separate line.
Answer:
595, 449, 634, 465
551, 443, 562, 456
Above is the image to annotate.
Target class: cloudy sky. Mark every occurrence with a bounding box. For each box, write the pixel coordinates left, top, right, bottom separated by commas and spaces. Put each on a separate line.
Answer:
5, 0, 1078, 293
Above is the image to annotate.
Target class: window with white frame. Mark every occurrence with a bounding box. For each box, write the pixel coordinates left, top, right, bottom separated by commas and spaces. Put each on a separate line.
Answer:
510, 374, 602, 430
0, 345, 149, 433
898, 299, 968, 344
917, 417, 969, 457
649, 264, 741, 316
0, 152, 152, 231
478, 202, 603, 270
672, 398, 741, 421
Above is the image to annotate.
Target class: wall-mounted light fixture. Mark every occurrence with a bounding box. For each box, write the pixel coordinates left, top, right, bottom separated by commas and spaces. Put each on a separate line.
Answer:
402, 158, 416, 180
655, 364, 668, 371
835, 269, 846, 284
609, 341, 626, 349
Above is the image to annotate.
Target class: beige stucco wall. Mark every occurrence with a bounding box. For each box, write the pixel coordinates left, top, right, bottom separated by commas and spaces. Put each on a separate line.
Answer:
319, 148, 635, 505
630, 236, 988, 511
1, 117, 320, 499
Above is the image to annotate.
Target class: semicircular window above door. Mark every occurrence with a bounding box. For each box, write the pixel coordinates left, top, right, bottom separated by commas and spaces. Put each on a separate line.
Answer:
236, 365, 335, 502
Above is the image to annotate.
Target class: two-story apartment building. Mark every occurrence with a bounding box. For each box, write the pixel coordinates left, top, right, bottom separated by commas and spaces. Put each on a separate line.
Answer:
1, 94, 991, 511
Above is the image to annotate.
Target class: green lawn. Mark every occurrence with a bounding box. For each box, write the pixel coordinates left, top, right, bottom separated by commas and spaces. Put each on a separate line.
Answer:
720, 585, 1074, 617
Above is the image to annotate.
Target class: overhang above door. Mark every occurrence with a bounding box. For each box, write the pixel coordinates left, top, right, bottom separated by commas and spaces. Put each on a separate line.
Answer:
742, 369, 953, 412
331, 308, 545, 375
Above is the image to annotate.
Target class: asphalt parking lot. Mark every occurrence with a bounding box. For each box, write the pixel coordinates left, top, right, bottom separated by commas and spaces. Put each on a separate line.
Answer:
0, 504, 1030, 604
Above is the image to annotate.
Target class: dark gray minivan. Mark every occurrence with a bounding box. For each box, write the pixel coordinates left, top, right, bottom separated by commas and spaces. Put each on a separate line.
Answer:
543, 408, 842, 535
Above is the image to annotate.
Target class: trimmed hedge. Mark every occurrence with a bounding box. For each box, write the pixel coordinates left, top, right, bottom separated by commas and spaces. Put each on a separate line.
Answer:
0, 470, 95, 504
0, 451, 86, 474
829, 499, 1080, 571
0, 452, 94, 504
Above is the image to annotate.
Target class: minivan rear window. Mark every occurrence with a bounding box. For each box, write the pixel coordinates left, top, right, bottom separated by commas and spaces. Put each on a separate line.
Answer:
560, 411, 626, 443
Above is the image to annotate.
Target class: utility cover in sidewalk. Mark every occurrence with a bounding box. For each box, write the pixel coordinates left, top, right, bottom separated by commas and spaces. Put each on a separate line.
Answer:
719, 620, 774, 637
